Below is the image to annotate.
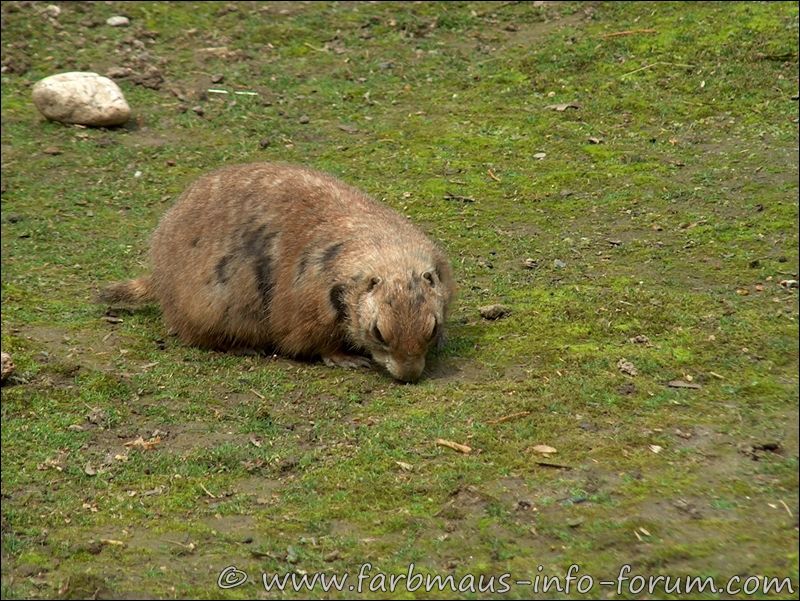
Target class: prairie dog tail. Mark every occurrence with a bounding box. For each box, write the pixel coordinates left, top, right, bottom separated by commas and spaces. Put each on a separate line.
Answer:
97, 276, 155, 306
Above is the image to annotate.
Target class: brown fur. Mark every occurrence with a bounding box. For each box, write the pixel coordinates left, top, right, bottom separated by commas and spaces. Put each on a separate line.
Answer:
99, 163, 456, 382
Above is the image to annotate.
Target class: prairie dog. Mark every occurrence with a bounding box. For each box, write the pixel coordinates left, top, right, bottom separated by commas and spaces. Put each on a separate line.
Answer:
99, 163, 455, 382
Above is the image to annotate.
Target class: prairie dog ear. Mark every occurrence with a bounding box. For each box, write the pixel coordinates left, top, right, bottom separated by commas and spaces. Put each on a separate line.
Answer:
434, 255, 455, 292
367, 276, 382, 292
422, 270, 436, 286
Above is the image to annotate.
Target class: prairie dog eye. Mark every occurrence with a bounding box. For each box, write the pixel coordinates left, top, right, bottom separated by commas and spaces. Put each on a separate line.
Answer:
372, 323, 387, 345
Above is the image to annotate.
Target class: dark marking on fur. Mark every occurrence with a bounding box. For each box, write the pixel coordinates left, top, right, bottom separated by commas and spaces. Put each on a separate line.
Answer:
215, 254, 232, 284
241, 225, 277, 309
191, 237, 200, 247
329, 284, 348, 323
253, 254, 274, 307
414, 292, 426, 307
321, 242, 344, 268
242, 225, 268, 257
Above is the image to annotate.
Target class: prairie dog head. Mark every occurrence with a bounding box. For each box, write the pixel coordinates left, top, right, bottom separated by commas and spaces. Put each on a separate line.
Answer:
350, 263, 452, 383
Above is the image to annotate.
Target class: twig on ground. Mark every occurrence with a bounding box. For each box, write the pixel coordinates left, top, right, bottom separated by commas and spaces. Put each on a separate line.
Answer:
479, 1, 521, 17
200, 483, 217, 499
488, 411, 531, 425
444, 192, 476, 203
436, 438, 472, 454
533, 460, 573, 470
621, 61, 694, 78
602, 28, 657, 38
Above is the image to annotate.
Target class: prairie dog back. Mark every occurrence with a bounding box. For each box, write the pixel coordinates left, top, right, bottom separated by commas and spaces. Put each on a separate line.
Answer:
100, 163, 455, 382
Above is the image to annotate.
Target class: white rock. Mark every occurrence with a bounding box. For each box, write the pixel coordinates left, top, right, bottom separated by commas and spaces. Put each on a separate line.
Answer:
106, 15, 130, 27
32, 72, 131, 127
45, 4, 61, 18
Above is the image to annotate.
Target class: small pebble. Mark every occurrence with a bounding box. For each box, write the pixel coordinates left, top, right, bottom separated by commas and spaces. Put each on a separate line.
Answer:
106, 16, 130, 27
1, 352, 15, 383
617, 358, 638, 376
479, 304, 511, 320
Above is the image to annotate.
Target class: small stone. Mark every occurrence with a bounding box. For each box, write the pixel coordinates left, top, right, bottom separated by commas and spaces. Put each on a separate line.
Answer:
1, 352, 15, 383
45, 4, 61, 18
299, 115, 310, 124
211, 74, 224, 84
479, 304, 511, 320
533, 152, 547, 160
86, 407, 108, 425
553, 258, 566, 269
523, 258, 538, 269
191, 105, 204, 116
666, 379, 702, 390
259, 138, 271, 149
42, 146, 63, 155
617, 358, 638, 376
130, 66, 164, 90
32, 72, 131, 127
106, 16, 130, 27
106, 66, 132, 79
567, 517, 584, 528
